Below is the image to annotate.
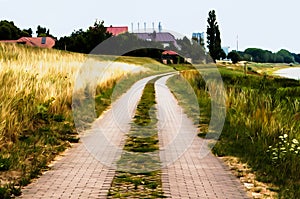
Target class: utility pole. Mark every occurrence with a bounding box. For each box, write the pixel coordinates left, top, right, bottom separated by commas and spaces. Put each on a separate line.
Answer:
244, 62, 248, 76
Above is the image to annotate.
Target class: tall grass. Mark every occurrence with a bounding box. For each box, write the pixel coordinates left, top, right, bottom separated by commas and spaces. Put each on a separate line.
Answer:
0, 43, 148, 198
170, 67, 300, 198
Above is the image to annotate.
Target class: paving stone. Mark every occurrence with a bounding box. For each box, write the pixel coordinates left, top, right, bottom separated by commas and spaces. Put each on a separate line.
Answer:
18, 75, 161, 198
18, 74, 249, 199
156, 76, 250, 199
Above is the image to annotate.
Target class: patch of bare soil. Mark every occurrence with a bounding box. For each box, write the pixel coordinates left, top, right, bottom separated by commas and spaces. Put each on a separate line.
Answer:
220, 156, 279, 199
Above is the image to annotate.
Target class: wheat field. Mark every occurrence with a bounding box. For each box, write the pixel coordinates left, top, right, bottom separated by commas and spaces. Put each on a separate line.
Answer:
0, 42, 146, 150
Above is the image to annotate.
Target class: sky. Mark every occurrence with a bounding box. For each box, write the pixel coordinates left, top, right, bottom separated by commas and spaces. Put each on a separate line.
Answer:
1, 0, 300, 53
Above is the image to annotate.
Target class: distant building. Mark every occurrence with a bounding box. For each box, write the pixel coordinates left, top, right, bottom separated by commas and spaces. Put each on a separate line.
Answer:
161, 50, 179, 64
192, 32, 204, 45
161, 50, 191, 64
134, 31, 180, 49
106, 26, 128, 36
0, 37, 56, 48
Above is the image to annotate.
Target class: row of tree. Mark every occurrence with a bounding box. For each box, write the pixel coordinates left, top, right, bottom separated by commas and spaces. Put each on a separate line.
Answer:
1, 14, 299, 64
227, 48, 300, 64
0, 11, 223, 63
0, 20, 54, 40
55, 21, 112, 54
205, 11, 300, 64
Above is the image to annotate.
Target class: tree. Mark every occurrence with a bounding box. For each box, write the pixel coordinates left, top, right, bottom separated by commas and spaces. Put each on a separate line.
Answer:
228, 51, 241, 64
21, 28, 33, 37
206, 10, 223, 62
219, 49, 227, 60
0, 20, 21, 40
244, 48, 272, 63
85, 20, 112, 52
292, 53, 300, 63
277, 49, 294, 63
36, 25, 52, 37
55, 20, 112, 54
0, 20, 34, 39
0, 25, 12, 40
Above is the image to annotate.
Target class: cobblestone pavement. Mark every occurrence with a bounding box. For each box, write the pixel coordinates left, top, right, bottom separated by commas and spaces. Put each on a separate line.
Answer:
155, 75, 249, 199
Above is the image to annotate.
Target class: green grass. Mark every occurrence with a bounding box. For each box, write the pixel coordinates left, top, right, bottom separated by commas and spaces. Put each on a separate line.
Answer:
168, 66, 300, 198
108, 77, 165, 198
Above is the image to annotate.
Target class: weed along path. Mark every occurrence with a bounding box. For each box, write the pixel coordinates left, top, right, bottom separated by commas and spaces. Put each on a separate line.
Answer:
155, 75, 249, 199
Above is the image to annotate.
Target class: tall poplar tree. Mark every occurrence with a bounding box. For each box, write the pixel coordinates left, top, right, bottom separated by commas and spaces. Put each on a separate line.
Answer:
207, 10, 223, 62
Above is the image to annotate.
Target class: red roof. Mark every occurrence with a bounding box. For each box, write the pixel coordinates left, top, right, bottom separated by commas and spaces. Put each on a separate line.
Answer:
162, 50, 178, 55
106, 26, 128, 36
0, 37, 55, 48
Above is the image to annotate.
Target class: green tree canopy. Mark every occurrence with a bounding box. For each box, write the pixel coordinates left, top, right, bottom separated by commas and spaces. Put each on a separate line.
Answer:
227, 51, 241, 64
292, 53, 300, 63
55, 20, 112, 53
0, 20, 22, 40
21, 28, 33, 37
243, 48, 295, 63
277, 49, 294, 63
36, 25, 54, 37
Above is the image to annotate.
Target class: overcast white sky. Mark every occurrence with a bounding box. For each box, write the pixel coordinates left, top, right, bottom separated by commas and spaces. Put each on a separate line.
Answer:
1, 0, 300, 53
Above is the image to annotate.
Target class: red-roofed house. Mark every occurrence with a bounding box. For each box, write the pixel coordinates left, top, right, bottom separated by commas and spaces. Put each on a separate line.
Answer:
162, 50, 180, 64
162, 50, 178, 56
0, 37, 56, 48
106, 26, 128, 36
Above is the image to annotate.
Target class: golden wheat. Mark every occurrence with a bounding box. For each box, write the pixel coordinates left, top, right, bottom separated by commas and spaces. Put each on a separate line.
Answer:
0, 43, 145, 146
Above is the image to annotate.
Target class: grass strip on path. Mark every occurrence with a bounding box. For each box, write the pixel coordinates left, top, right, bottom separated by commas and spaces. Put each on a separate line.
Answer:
108, 77, 166, 198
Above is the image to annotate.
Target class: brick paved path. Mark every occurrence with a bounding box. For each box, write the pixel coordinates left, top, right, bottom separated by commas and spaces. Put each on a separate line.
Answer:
19, 73, 249, 199
18, 75, 161, 199
155, 75, 249, 199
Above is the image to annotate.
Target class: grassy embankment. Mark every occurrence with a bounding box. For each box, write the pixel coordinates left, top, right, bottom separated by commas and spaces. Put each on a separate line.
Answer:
0, 43, 170, 198
217, 61, 300, 76
167, 64, 300, 198
108, 77, 165, 198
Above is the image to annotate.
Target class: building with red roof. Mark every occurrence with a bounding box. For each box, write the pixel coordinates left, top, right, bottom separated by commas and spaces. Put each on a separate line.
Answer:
162, 50, 178, 55
106, 26, 128, 36
0, 37, 56, 48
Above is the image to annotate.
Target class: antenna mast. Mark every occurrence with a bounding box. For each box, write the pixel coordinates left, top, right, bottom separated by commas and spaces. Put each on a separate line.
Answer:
158, 22, 162, 32
237, 34, 239, 51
